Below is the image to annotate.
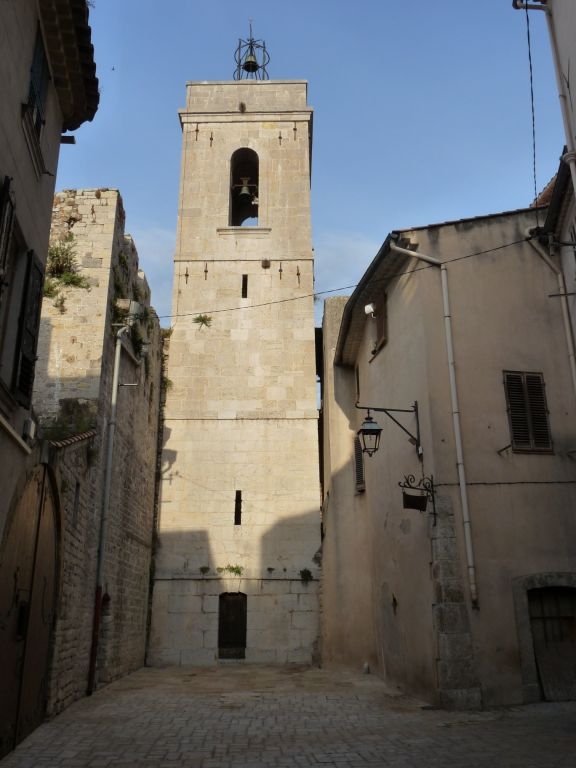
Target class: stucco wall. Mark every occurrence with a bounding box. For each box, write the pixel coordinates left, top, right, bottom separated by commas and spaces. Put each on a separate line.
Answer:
323, 207, 576, 707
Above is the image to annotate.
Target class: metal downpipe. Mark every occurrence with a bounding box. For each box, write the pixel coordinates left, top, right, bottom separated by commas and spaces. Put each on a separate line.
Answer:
390, 241, 479, 607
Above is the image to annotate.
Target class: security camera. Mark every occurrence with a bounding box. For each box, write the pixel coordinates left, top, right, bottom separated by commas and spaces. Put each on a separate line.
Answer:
364, 303, 376, 317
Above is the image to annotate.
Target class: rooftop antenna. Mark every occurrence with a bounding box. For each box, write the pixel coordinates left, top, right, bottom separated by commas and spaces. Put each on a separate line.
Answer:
234, 22, 269, 80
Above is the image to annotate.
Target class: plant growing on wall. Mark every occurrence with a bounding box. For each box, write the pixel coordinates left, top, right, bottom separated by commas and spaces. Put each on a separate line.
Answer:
193, 314, 212, 329
46, 234, 89, 288
217, 564, 244, 576
44, 234, 89, 311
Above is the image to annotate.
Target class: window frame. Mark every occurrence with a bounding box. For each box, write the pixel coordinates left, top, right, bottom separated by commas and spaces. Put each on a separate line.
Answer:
503, 370, 553, 453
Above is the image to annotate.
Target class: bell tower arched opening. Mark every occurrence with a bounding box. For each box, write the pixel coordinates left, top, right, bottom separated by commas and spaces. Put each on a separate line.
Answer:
230, 148, 259, 226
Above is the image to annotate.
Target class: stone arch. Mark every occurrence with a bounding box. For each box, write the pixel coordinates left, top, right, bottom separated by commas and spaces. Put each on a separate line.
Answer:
229, 148, 259, 226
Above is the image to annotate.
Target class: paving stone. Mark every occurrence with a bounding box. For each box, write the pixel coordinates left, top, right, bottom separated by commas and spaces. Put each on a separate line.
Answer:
1, 666, 575, 767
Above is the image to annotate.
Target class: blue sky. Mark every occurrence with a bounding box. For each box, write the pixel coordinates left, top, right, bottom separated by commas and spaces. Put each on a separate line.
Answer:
55, 1, 564, 325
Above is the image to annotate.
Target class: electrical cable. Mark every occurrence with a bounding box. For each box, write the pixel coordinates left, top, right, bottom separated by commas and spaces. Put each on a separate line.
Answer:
156, 235, 534, 321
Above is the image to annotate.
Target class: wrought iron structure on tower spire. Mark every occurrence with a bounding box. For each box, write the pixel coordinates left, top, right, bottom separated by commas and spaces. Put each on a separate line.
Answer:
234, 23, 269, 80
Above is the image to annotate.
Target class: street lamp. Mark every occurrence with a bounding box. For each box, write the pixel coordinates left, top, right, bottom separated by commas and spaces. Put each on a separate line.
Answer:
355, 401, 421, 458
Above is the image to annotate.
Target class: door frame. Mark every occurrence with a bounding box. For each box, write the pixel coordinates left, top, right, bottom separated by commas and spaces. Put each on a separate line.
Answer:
513, 572, 576, 703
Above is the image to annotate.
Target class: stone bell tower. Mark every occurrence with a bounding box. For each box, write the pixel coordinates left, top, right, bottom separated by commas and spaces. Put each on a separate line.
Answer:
149, 32, 321, 665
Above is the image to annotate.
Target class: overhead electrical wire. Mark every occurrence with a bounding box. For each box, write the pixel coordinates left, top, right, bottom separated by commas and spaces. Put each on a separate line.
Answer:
156, 235, 534, 321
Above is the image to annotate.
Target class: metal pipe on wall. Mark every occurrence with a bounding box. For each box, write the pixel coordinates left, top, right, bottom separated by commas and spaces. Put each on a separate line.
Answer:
389, 240, 479, 607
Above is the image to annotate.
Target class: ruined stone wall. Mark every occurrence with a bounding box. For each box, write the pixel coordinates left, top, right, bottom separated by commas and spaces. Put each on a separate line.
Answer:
34, 188, 163, 694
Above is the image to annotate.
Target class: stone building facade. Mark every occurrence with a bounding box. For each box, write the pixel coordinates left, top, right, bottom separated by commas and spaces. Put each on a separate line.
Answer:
0, 3, 98, 756
322, 207, 576, 708
33, 188, 163, 705
149, 81, 321, 665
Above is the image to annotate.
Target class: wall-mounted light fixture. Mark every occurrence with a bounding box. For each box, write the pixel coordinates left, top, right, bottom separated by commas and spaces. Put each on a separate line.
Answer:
355, 402, 421, 458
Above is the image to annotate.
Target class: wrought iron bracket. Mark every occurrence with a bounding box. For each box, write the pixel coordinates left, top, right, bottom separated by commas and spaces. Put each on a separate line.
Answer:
398, 474, 436, 524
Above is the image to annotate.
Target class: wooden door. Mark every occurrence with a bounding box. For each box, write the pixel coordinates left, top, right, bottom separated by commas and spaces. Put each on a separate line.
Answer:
529, 586, 576, 701
0, 467, 58, 757
218, 592, 247, 659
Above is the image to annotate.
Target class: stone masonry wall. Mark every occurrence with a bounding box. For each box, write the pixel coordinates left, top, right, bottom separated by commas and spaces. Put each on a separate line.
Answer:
45, 432, 99, 716
34, 188, 163, 696
431, 495, 481, 709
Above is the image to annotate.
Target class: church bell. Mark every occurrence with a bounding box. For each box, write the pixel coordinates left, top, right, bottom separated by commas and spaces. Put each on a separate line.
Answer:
242, 52, 259, 73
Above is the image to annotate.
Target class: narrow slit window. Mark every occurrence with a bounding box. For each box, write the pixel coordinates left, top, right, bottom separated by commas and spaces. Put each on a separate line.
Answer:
234, 490, 242, 525
241, 274, 248, 298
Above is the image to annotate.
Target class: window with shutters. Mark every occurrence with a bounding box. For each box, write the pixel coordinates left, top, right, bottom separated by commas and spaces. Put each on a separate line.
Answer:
354, 436, 365, 493
0, 213, 44, 410
21, 27, 50, 177
0, 177, 14, 285
503, 371, 552, 452
27, 27, 50, 138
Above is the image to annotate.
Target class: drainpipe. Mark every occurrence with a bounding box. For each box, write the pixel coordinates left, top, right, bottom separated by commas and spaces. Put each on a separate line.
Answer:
524, 229, 576, 400
512, 1, 576, 198
389, 239, 479, 607
87, 324, 129, 694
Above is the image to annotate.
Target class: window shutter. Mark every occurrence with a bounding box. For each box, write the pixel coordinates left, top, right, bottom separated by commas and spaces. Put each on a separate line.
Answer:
0, 176, 14, 276
504, 371, 551, 452
14, 251, 43, 408
525, 373, 552, 450
354, 436, 365, 493
28, 28, 50, 135
505, 372, 531, 449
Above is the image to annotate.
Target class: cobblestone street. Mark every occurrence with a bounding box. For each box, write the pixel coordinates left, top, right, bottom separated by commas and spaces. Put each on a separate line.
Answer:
1, 666, 574, 768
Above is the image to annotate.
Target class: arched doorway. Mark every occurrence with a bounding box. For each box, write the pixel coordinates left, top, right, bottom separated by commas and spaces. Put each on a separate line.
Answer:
0, 465, 59, 757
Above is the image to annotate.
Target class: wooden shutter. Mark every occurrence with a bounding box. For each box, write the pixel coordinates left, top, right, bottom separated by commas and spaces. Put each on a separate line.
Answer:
504, 371, 552, 451
28, 28, 50, 135
14, 251, 44, 408
0, 177, 14, 276
354, 436, 365, 492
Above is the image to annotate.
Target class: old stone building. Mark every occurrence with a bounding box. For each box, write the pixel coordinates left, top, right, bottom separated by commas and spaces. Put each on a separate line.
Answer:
321, 206, 576, 708
32, 189, 163, 712
149, 42, 321, 665
0, 2, 98, 756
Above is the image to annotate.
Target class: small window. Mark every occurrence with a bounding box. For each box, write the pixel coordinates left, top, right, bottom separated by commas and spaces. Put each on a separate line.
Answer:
241, 274, 248, 298
503, 371, 552, 452
354, 436, 365, 493
234, 490, 242, 525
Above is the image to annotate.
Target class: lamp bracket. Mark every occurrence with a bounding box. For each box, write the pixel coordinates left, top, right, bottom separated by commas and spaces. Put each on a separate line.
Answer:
398, 474, 436, 523
355, 401, 421, 456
